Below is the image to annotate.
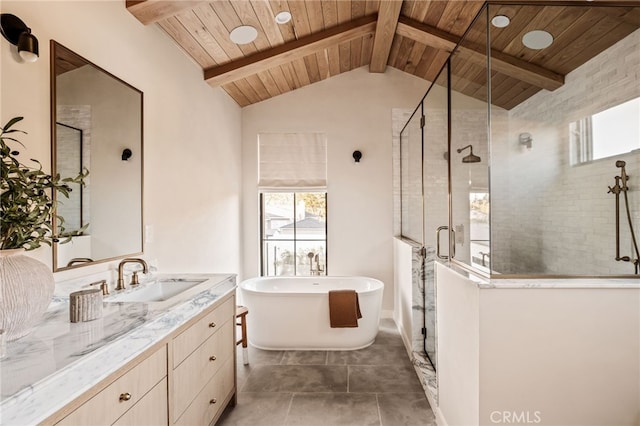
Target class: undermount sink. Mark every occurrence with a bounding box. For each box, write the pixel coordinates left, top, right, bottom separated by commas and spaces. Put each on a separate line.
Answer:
107, 278, 208, 303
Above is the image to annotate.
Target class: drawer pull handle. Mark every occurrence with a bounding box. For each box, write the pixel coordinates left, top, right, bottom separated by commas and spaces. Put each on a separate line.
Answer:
119, 392, 132, 402
209, 355, 217, 361
210, 398, 217, 404
208, 322, 216, 328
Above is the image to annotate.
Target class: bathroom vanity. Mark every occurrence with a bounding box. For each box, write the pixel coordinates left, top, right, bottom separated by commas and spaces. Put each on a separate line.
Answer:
0, 274, 237, 426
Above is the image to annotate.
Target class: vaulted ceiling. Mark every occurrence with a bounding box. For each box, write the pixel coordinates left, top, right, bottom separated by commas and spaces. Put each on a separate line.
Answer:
126, 1, 640, 109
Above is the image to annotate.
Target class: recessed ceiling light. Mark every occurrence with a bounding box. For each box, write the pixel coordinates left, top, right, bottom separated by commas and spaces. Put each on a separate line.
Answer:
230, 25, 257, 45
522, 30, 553, 49
491, 15, 510, 28
275, 11, 292, 25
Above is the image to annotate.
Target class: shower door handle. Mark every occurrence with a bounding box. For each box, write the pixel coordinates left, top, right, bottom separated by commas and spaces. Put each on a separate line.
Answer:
436, 226, 456, 260
436, 226, 448, 260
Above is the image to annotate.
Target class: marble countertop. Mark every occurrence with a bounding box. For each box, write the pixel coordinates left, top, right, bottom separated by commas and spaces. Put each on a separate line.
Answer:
444, 263, 640, 289
0, 273, 236, 426
478, 277, 640, 289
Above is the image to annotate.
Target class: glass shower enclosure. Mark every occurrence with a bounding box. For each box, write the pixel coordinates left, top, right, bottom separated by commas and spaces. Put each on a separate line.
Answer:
398, 0, 640, 371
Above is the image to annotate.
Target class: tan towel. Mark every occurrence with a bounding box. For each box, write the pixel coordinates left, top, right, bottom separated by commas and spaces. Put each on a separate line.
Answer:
329, 290, 363, 328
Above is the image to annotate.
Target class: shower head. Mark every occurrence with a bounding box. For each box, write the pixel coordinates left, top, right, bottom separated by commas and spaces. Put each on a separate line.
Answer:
616, 160, 626, 168
462, 153, 482, 163
456, 145, 481, 163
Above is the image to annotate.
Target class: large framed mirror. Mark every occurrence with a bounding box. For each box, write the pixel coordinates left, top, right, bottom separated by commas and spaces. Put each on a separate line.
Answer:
50, 41, 143, 271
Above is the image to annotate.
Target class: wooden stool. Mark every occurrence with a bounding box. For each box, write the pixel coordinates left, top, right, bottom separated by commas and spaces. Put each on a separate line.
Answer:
236, 306, 249, 365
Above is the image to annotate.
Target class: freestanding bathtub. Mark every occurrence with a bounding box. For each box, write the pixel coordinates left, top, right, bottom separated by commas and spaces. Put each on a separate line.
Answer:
239, 276, 384, 350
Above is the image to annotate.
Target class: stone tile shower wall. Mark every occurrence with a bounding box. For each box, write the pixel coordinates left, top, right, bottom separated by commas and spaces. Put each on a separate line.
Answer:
450, 109, 490, 267
423, 109, 449, 251
491, 29, 640, 275
393, 108, 413, 238
399, 110, 424, 243
392, 105, 451, 248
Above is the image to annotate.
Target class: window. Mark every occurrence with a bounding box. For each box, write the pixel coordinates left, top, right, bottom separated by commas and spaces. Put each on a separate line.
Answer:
258, 132, 328, 276
261, 192, 327, 276
469, 192, 490, 271
571, 97, 640, 165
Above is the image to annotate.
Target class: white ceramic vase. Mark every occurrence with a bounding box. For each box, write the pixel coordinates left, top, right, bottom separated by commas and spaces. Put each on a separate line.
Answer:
0, 249, 55, 341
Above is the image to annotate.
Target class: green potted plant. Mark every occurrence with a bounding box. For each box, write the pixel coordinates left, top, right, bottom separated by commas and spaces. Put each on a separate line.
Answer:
0, 116, 87, 341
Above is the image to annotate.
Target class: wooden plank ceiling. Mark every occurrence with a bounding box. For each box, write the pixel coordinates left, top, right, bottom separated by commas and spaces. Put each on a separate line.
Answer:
126, 1, 640, 109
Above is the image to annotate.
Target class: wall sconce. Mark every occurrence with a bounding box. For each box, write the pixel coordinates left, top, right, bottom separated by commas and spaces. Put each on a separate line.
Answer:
0, 14, 39, 63
519, 132, 532, 149
122, 148, 132, 161
352, 150, 362, 163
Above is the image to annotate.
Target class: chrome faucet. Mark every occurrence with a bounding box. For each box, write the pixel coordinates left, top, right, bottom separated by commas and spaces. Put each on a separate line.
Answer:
116, 258, 149, 290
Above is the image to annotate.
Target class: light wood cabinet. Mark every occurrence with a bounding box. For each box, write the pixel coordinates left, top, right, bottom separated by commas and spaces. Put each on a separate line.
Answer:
113, 378, 168, 426
171, 295, 236, 425
57, 346, 167, 426
173, 357, 234, 426
52, 290, 236, 426
173, 296, 235, 367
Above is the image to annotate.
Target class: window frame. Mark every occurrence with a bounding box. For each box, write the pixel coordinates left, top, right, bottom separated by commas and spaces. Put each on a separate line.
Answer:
259, 191, 328, 276
571, 97, 640, 165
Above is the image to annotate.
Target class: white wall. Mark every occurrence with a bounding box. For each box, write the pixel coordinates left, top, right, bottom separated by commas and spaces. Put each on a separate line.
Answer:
393, 238, 414, 349
479, 287, 640, 426
1, 1, 242, 280
436, 264, 640, 426
436, 263, 480, 426
241, 66, 430, 310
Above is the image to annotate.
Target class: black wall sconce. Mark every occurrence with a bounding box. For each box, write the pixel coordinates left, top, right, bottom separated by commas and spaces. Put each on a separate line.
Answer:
352, 150, 362, 163
122, 148, 132, 161
0, 14, 39, 63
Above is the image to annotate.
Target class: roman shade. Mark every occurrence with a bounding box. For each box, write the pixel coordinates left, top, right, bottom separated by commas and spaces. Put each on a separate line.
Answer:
258, 133, 327, 189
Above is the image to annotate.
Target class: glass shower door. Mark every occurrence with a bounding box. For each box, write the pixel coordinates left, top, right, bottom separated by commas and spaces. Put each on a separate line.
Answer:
421, 65, 450, 371
399, 65, 450, 371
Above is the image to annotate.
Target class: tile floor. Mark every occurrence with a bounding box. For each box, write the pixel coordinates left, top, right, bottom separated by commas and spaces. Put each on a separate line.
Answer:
217, 319, 436, 426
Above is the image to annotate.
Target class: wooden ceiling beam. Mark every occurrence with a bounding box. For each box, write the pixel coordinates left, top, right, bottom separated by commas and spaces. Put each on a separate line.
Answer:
126, 1, 206, 25
396, 16, 565, 91
370, 1, 404, 72
204, 14, 378, 87
396, 16, 459, 52
595, 6, 640, 27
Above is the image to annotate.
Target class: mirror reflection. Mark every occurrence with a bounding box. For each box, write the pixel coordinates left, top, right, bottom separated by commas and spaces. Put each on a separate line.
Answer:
51, 41, 143, 271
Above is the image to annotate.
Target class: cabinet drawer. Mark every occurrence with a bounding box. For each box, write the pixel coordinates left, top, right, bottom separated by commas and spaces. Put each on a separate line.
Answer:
174, 356, 235, 426
173, 295, 235, 368
173, 320, 234, 419
57, 346, 167, 426
113, 378, 168, 426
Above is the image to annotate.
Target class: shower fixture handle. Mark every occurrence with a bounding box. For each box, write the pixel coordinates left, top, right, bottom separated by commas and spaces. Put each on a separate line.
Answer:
608, 176, 622, 195
610, 160, 639, 274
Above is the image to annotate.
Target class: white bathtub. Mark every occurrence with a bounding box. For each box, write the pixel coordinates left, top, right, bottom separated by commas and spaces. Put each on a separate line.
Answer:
239, 276, 384, 350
